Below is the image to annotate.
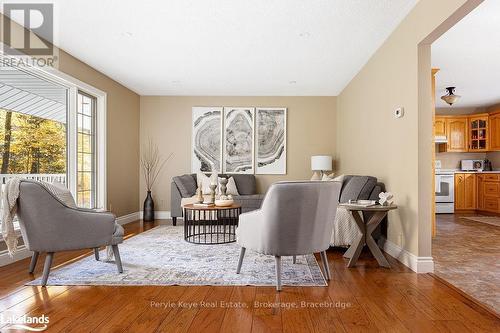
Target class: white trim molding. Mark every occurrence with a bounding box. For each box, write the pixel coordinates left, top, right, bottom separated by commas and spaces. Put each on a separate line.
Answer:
115, 212, 141, 225
379, 237, 434, 273
139, 211, 172, 220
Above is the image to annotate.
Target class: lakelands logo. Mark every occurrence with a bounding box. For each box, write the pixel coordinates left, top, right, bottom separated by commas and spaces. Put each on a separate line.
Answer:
1, 2, 58, 68
0, 313, 49, 331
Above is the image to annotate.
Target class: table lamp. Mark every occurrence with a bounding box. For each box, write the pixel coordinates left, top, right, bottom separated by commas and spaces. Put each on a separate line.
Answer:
311, 155, 332, 180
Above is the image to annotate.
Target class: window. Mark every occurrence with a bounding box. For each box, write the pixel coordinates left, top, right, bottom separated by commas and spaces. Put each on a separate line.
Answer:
0, 56, 107, 216
77, 92, 96, 208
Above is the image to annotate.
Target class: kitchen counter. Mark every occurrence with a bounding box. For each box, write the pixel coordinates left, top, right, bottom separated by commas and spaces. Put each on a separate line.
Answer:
436, 169, 500, 174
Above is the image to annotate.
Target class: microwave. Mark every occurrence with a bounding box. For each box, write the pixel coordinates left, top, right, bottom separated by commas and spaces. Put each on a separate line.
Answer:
461, 159, 484, 171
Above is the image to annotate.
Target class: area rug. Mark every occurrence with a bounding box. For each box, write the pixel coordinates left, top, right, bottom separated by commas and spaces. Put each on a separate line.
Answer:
460, 216, 500, 227
27, 226, 326, 287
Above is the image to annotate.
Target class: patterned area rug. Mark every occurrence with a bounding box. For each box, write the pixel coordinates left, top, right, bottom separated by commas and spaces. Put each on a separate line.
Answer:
460, 216, 500, 227
27, 226, 326, 287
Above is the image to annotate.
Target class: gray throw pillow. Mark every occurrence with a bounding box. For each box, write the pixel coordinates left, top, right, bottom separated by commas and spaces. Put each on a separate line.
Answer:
174, 174, 197, 197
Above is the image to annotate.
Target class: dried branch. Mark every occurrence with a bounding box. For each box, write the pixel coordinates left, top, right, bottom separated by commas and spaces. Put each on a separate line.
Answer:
141, 139, 173, 191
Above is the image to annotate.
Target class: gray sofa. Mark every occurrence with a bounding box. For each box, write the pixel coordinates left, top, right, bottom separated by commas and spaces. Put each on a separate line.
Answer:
171, 174, 265, 225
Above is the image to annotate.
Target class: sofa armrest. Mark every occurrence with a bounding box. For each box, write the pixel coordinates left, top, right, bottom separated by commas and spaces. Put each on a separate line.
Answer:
171, 182, 183, 218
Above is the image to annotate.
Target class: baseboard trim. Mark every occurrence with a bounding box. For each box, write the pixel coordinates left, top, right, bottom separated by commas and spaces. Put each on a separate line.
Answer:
116, 212, 141, 225
0, 245, 31, 267
379, 237, 434, 273
139, 211, 172, 220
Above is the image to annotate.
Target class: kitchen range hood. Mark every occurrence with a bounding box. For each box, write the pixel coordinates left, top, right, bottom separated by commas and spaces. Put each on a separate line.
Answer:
435, 135, 448, 143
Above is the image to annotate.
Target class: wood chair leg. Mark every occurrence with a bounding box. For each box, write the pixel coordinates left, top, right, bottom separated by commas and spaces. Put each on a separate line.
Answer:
112, 245, 123, 273
275, 256, 282, 292
320, 251, 331, 280
292, 255, 297, 264
236, 247, 246, 274
94, 248, 100, 261
29, 251, 39, 274
41, 252, 54, 287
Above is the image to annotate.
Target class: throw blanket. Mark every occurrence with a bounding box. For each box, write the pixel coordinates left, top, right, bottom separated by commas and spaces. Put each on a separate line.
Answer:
331, 206, 361, 247
1, 178, 21, 256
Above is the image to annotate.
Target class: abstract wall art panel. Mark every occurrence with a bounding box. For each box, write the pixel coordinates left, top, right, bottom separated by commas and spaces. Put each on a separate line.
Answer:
223, 107, 255, 174
256, 108, 287, 174
191, 107, 223, 173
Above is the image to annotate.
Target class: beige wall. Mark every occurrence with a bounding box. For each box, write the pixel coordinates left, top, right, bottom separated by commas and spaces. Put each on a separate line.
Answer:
140, 96, 336, 211
336, 0, 481, 259
58, 52, 140, 217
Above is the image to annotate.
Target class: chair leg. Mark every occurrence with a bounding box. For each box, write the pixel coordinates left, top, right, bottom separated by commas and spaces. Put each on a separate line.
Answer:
172, 217, 177, 226
112, 245, 123, 273
41, 252, 54, 287
236, 247, 246, 274
29, 251, 39, 274
320, 251, 331, 280
275, 256, 282, 292
292, 255, 296, 264
94, 248, 100, 261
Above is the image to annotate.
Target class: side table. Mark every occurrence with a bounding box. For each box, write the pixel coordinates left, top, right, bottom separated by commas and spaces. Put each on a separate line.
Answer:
339, 204, 398, 268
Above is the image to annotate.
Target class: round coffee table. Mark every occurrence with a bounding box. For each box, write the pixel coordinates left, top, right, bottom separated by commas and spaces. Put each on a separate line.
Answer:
183, 203, 242, 244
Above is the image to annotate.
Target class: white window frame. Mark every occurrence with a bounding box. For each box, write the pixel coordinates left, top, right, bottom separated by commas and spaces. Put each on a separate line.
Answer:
0, 54, 107, 209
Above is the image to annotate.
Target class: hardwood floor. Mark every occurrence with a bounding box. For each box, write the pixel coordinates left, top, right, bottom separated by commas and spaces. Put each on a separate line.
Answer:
433, 213, 500, 315
0, 220, 498, 332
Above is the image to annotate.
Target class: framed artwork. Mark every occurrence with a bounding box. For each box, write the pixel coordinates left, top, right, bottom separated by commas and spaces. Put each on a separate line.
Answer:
223, 107, 255, 174
191, 107, 223, 173
255, 108, 287, 174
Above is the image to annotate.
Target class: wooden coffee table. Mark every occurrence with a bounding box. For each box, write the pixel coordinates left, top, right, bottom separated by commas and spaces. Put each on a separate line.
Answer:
183, 203, 242, 244
339, 204, 398, 268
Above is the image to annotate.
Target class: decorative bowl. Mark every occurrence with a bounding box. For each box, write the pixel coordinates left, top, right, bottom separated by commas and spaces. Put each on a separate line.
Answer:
215, 199, 234, 207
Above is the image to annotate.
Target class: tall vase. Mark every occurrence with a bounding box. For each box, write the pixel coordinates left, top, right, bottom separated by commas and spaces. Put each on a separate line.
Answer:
143, 191, 154, 222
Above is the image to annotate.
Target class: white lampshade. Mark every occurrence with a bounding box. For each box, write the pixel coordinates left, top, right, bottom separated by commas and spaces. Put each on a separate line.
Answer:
311, 155, 333, 171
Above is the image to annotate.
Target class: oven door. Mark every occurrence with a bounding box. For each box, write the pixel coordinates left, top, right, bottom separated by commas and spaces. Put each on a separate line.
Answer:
435, 174, 454, 203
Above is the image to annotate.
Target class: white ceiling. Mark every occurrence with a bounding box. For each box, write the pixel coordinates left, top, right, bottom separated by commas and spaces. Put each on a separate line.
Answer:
3, 0, 417, 96
432, 0, 500, 108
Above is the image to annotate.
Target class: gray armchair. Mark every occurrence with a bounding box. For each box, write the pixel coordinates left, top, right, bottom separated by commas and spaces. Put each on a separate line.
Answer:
16, 180, 124, 286
236, 181, 342, 291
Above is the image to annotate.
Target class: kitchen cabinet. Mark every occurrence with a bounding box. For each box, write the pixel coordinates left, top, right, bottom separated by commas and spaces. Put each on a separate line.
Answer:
468, 115, 489, 151
488, 111, 500, 151
477, 174, 500, 213
434, 116, 446, 137
446, 117, 468, 152
455, 173, 476, 210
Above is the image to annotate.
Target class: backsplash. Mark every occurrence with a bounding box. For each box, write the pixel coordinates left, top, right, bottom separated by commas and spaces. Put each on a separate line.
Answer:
436, 151, 500, 170
436, 152, 486, 169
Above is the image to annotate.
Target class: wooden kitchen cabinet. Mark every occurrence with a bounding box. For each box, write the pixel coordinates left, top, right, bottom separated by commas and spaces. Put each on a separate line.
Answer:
455, 173, 477, 210
488, 111, 500, 151
434, 116, 446, 136
468, 114, 489, 151
477, 174, 500, 213
446, 117, 468, 152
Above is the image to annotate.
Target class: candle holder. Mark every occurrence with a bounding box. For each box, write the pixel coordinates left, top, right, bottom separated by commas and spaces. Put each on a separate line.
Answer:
209, 184, 217, 204
219, 178, 228, 197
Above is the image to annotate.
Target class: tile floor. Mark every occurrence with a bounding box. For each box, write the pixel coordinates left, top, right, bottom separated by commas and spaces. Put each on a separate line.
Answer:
433, 213, 500, 314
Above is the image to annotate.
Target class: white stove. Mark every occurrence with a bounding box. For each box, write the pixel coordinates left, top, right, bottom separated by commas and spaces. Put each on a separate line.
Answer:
435, 163, 455, 213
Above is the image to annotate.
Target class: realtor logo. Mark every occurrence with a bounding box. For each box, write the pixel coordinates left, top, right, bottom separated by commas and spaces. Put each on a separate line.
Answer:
2, 3, 54, 56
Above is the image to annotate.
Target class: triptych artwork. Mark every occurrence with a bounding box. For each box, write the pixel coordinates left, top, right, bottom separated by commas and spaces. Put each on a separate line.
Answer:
191, 107, 287, 174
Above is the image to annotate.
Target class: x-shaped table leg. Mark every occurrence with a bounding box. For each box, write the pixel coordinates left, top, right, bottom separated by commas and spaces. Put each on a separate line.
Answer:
344, 210, 391, 268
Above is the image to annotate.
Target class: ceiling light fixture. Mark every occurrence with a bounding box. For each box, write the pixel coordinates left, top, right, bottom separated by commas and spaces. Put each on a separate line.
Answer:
441, 87, 461, 106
